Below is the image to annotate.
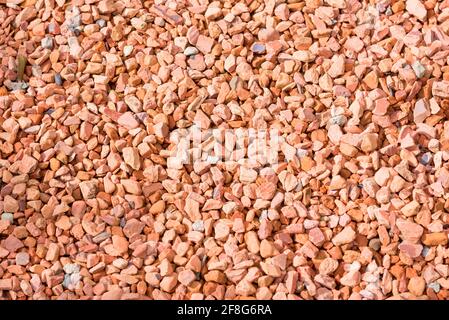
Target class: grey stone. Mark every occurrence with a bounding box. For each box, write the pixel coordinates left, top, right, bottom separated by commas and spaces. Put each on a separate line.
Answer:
184, 47, 199, 56
369, 238, 381, 251
251, 43, 266, 54
41, 36, 53, 49
1, 213, 13, 223
330, 115, 347, 126
123, 45, 133, 57
192, 220, 204, 232
259, 210, 268, 222
420, 153, 432, 165
63, 272, 81, 289
55, 73, 63, 86
412, 61, 426, 78
428, 282, 440, 293
15, 252, 30, 266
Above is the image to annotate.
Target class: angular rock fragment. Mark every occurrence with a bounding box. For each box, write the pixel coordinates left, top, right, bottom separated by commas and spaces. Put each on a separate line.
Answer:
332, 227, 356, 246
79, 181, 98, 200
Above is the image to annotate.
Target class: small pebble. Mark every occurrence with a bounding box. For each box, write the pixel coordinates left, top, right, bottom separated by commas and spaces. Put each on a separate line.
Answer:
1, 0, 449, 302
123, 45, 133, 57
412, 61, 426, 78
420, 153, 432, 165
184, 47, 199, 56
422, 246, 430, 257
15, 252, 30, 266
41, 36, 53, 49
64, 263, 80, 274
1, 213, 14, 223
96, 19, 106, 27
192, 220, 204, 232
55, 73, 62, 85
368, 238, 381, 252
428, 282, 441, 293
330, 115, 347, 126
251, 43, 266, 54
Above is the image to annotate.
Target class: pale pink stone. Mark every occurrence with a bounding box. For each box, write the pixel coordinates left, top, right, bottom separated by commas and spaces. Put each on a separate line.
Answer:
398, 241, 423, 258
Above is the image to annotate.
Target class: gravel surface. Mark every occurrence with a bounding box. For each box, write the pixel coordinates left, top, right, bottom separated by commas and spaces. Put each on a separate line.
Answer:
1, 0, 449, 300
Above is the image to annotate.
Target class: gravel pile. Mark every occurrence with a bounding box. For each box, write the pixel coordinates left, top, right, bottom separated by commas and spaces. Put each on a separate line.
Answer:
1, 0, 449, 300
